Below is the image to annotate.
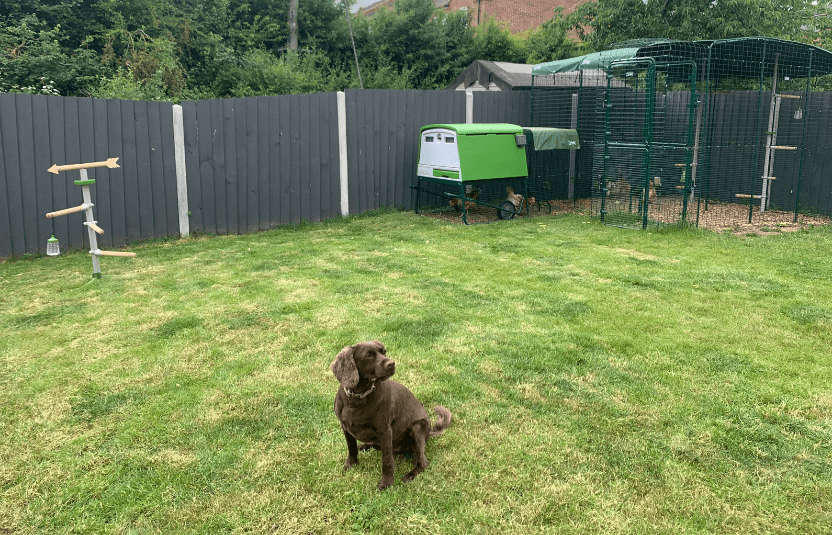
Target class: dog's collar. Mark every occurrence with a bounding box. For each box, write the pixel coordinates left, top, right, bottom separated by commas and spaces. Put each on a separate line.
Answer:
345, 382, 375, 399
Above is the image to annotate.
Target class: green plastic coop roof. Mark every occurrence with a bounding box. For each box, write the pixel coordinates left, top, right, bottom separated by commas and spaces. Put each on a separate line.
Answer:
420, 123, 523, 135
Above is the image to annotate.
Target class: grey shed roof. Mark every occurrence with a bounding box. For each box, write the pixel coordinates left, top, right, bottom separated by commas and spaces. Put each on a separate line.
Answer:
448, 60, 534, 91
449, 60, 626, 91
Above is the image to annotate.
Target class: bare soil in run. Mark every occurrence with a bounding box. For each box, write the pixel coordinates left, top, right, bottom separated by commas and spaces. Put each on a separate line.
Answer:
418, 197, 831, 236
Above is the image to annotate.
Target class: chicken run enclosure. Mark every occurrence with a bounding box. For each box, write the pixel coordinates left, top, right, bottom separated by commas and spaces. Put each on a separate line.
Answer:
531, 37, 832, 231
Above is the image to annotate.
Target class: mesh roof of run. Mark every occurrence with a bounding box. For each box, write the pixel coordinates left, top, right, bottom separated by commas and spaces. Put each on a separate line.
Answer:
532, 37, 832, 80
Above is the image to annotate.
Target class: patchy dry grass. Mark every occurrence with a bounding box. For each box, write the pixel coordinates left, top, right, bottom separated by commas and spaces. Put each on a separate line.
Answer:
1, 209, 832, 534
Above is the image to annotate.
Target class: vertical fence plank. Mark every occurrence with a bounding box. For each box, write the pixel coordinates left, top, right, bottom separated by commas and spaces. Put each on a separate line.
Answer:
233, 98, 248, 234
308, 93, 322, 223
244, 97, 259, 233
256, 97, 270, 230
159, 103, 178, 236
46, 96, 69, 252
210, 100, 227, 234
1, 95, 25, 256
0, 106, 8, 257
222, 98, 238, 235
274, 95, 286, 226
182, 101, 202, 233
289, 95, 302, 223
356, 90, 368, 213
377, 90, 389, 209
386, 91, 400, 208
62, 96, 84, 249
318, 93, 333, 220
146, 102, 166, 238
278, 95, 292, 225
33, 95, 54, 255
402, 89, 417, 209
194, 100, 214, 234
299, 94, 312, 222
369, 90, 380, 210
93, 99, 113, 248
269, 97, 289, 226
345, 89, 357, 216
392, 91, 405, 208
14, 95, 38, 254
120, 100, 139, 245
0, 98, 13, 257
133, 100, 154, 240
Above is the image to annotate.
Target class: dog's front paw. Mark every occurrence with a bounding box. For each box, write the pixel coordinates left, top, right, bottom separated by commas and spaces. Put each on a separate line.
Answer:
343, 456, 359, 470
377, 476, 394, 490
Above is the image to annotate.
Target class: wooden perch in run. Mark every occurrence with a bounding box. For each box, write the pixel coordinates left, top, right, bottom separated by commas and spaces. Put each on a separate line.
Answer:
84, 221, 105, 235
91, 249, 136, 257
46, 203, 92, 218
735, 194, 762, 199
48, 157, 119, 174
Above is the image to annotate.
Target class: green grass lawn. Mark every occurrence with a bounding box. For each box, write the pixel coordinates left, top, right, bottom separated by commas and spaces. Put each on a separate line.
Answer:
2, 210, 831, 534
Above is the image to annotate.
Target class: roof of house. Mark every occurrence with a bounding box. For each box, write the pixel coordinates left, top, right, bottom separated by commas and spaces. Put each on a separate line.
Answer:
358, 0, 449, 15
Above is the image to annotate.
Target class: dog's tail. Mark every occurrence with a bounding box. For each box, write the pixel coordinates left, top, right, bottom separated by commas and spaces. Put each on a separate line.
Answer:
429, 406, 452, 437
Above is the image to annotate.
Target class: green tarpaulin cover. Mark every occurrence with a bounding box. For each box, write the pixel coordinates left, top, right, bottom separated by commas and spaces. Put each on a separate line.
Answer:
532, 48, 640, 76
523, 128, 580, 150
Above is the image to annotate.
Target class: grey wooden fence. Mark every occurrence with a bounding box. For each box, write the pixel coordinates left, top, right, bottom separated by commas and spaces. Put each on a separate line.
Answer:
1, 89, 517, 257
181, 93, 341, 234
0, 93, 179, 257
344, 88, 466, 213
472, 90, 531, 125
6, 87, 829, 258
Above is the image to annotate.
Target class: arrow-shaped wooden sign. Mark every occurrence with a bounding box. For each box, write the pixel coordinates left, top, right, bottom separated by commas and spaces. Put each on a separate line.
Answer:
48, 157, 120, 174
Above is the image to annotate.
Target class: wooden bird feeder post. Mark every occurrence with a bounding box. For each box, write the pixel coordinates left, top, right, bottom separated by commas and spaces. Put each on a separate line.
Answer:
45, 157, 136, 278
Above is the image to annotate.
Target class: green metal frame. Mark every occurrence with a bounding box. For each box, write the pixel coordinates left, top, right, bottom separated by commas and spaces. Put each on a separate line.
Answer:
795, 50, 813, 222
534, 36, 832, 230
600, 58, 697, 229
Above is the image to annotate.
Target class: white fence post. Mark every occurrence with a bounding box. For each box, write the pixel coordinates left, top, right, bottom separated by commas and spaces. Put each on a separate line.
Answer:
466, 89, 474, 124
337, 91, 350, 217
172, 104, 190, 237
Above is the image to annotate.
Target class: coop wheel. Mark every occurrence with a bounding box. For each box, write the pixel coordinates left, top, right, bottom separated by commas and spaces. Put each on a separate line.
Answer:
497, 201, 516, 220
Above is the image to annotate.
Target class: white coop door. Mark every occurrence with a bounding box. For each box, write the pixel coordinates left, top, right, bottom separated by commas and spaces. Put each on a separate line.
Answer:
418, 129, 460, 178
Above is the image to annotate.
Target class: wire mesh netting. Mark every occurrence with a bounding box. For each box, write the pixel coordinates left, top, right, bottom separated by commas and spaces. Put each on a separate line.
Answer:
532, 37, 832, 232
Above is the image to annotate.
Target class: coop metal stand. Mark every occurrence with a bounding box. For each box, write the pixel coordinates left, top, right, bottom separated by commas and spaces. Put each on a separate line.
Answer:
412, 176, 531, 225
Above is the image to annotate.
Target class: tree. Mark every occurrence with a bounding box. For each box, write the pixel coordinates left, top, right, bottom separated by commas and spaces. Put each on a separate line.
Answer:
0, 14, 105, 95
585, 0, 817, 51
287, 0, 299, 50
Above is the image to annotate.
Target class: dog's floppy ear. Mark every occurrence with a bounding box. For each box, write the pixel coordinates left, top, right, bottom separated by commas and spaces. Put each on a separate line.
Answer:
330, 346, 359, 389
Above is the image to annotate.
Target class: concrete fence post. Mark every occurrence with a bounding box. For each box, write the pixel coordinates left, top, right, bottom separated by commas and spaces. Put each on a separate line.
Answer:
466, 89, 474, 124
337, 91, 349, 217
172, 104, 190, 237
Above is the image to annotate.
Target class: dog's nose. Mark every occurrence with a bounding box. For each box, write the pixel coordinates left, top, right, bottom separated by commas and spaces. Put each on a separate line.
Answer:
383, 359, 396, 373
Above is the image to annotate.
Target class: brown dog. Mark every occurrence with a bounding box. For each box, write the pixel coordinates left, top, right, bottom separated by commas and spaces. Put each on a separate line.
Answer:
331, 341, 451, 490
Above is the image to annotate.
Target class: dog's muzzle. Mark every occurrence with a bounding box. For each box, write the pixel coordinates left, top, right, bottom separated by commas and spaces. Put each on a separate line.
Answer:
378, 358, 396, 378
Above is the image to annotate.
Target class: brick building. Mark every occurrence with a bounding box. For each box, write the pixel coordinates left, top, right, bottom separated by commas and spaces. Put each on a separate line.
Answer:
359, 0, 590, 34
446, 0, 588, 34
